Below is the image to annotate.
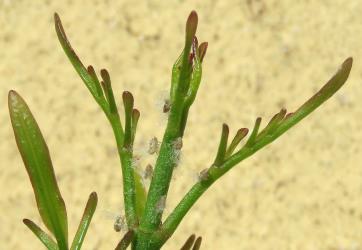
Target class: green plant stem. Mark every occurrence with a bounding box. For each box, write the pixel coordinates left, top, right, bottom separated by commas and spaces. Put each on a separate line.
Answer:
155, 57, 352, 245
108, 114, 138, 228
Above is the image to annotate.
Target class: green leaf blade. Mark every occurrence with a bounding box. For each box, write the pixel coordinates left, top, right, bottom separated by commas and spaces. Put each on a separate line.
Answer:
54, 13, 98, 99
23, 219, 59, 250
274, 57, 353, 139
71, 192, 98, 250
8, 91, 68, 249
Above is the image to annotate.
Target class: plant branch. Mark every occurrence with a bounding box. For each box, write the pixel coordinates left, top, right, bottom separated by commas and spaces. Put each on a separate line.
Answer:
155, 57, 353, 245
54, 13, 142, 229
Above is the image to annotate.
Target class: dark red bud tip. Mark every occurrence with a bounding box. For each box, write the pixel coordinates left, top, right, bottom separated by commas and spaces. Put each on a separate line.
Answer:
100, 69, 110, 83
122, 91, 134, 108
186, 10, 198, 44
198, 42, 208, 62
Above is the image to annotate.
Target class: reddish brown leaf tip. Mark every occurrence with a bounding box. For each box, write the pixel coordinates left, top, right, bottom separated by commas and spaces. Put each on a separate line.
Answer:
343, 57, 353, 69
256, 117, 262, 123
132, 109, 140, 119
122, 91, 134, 102
198, 42, 208, 62
238, 127, 249, 136
54, 12, 68, 41
181, 234, 196, 250
186, 10, 198, 44
8, 89, 17, 101
222, 123, 229, 133
122, 91, 134, 110
100, 69, 110, 83
89, 192, 98, 201
193, 236, 202, 250
8, 90, 22, 112
87, 65, 95, 73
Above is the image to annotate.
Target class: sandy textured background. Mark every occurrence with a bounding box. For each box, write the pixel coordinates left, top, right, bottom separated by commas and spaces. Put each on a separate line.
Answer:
1, 0, 362, 249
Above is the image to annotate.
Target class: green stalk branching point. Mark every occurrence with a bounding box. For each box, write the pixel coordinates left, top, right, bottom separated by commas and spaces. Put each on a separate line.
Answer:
10, 10, 353, 250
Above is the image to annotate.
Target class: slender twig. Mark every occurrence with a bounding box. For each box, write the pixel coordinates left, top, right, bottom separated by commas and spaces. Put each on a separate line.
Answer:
155, 57, 352, 245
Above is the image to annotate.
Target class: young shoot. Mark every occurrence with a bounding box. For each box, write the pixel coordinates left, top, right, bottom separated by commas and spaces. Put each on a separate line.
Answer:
8, 9, 352, 250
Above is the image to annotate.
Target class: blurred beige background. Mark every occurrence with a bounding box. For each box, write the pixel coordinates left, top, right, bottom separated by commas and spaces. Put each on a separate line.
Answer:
1, 0, 362, 249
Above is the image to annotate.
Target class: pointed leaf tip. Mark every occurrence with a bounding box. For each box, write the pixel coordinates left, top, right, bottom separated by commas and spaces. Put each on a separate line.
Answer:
343, 57, 353, 69
198, 42, 208, 62
89, 191, 98, 202
186, 10, 198, 44
181, 234, 196, 250
9, 91, 68, 248
23, 219, 58, 250
192, 236, 202, 250
70, 192, 98, 250
214, 123, 229, 166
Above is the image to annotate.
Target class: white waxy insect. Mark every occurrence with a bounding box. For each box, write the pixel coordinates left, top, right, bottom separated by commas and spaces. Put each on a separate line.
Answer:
144, 164, 153, 179
198, 168, 209, 182
172, 137, 183, 150
113, 215, 126, 232
163, 99, 171, 113
148, 137, 159, 155
156, 195, 167, 213
100, 209, 127, 233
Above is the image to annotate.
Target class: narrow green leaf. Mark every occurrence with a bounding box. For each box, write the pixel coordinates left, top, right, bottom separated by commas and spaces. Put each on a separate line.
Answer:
131, 109, 140, 145
54, 13, 98, 99
180, 234, 196, 250
192, 237, 202, 250
285, 58, 353, 124
122, 91, 134, 147
266, 57, 353, 142
198, 42, 208, 63
101, 69, 118, 114
134, 171, 147, 220
225, 128, 249, 158
213, 124, 229, 166
245, 117, 262, 147
23, 219, 59, 250
185, 11, 198, 47
87, 65, 104, 98
115, 230, 134, 250
256, 108, 286, 140
8, 91, 68, 249
184, 38, 203, 108
70, 192, 98, 250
